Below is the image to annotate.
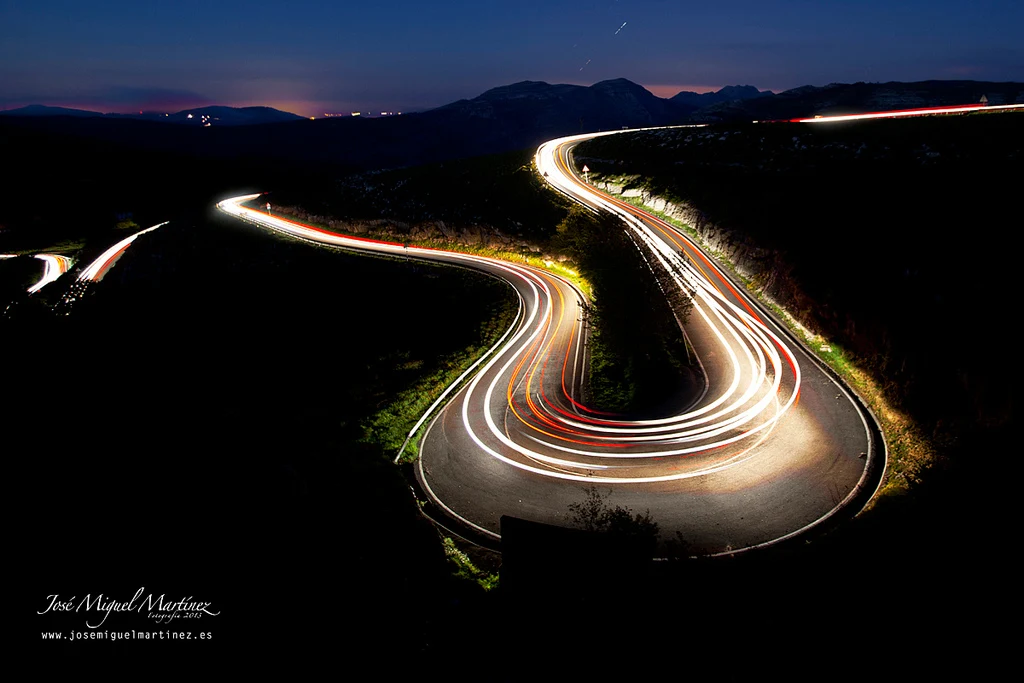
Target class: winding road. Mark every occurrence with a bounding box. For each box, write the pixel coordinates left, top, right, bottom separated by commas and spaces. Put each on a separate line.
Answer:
1, 253, 74, 294
218, 128, 883, 555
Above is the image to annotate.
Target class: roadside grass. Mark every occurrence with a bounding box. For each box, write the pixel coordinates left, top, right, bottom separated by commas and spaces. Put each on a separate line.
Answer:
245, 197, 592, 298
397, 236, 592, 300
603, 182, 934, 501
361, 279, 518, 463
585, 326, 629, 412
443, 537, 500, 591
241, 198, 602, 465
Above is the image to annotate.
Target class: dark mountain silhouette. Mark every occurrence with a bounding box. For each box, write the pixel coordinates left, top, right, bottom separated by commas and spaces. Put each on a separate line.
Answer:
671, 85, 772, 108
691, 80, 1024, 122
1, 104, 304, 126
1, 104, 103, 118
426, 78, 694, 140
143, 106, 307, 125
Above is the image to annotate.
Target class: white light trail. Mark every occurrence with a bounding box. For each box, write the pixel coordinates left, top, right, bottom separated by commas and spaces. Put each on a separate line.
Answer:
27, 254, 73, 293
219, 130, 802, 484
218, 121, 881, 552
791, 102, 1024, 124
78, 222, 169, 282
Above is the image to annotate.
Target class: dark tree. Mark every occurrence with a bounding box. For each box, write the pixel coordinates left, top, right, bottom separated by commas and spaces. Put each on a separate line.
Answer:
567, 486, 659, 542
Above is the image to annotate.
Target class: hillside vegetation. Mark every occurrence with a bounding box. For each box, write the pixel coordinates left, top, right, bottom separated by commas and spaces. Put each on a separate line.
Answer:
572, 112, 1020, 550
275, 148, 698, 415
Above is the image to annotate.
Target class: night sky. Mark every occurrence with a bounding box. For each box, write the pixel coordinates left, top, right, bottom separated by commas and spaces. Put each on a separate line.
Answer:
2, 1, 1021, 116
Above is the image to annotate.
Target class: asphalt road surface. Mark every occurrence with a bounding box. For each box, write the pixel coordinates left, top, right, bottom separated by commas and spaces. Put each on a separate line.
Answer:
219, 129, 884, 554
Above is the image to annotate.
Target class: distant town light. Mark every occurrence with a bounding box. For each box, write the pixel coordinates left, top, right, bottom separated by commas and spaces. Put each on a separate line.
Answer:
322, 110, 404, 118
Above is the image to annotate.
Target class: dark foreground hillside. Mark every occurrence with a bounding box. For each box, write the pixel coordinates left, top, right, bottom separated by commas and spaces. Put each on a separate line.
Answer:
7, 211, 519, 667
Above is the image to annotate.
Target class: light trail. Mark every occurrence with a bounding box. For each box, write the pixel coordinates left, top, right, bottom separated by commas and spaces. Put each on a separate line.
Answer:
788, 102, 1024, 123
27, 254, 73, 293
219, 170, 800, 483
218, 123, 881, 551
78, 222, 169, 282
0, 254, 74, 293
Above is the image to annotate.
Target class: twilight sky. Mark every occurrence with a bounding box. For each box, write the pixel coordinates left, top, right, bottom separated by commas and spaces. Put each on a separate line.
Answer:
2, 0, 1021, 116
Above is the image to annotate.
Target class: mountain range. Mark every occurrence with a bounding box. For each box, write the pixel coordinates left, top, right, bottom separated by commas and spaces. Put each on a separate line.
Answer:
1, 80, 771, 127
2, 78, 1020, 173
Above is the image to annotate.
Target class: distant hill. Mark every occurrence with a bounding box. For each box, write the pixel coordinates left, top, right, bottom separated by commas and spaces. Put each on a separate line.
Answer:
427, 78, 694, 137
0, 104, 304, 126
154, 106, 307, 125
690, 80, 1024, 122
671, 85, 772, 108
1, 104, 104, 118
317, 77, 703, 166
